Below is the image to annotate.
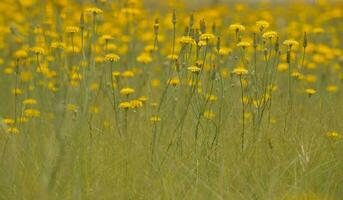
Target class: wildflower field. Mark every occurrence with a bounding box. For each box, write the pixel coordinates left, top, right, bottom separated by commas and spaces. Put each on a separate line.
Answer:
0, 0, 342, 199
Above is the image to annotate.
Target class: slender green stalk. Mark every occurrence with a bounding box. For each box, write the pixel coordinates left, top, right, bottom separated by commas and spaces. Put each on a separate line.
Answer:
239, 75, 245, 151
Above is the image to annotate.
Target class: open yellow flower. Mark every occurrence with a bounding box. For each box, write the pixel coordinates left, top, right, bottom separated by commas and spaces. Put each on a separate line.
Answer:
305, 88, 316, 96
200, 33, 215, 41
150, 115, 161, 123
237, 41, 250, 48
232, 67, 248, 76
120, 87, 135, 96
283, 39, 299, 48
262, 31, 278, 39
256, 20, 270, 31
85, 7, 103, 15
65, 26, 79, 33
136, 53, 152, 64
229, 23, 245, 32
105, 54, 120, 62
187, 66, 201, 74
119, 102, 131, 109
326, 131, 342, 140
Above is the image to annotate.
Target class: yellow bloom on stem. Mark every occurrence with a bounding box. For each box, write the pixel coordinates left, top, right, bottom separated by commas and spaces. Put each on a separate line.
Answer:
51, 42, 66, 49
313, 27, 324, 34
168, 78, 180, 86
256, 20, 270, 31
277, 63, 288, 72
101, 34, 114, 41
237, 41, 250, 48
151, 79, 160, 87
136, 53, 152, 64
167, 54, 178, 61
283, 39, 299, 48
206, 94, 218, 102
200, 33, 215, 41
203, 110, 215, 120
187, 66, 201, 74
218, 47, 232, 56
14, 50, 28, 59
17, 117, 28, 123
130, 100, 143, 109
150, 115, 161, 123
262, 31, 278, 39
121, 70, 135, 78
138, 96, 148, 102
7, 127, 19, 134
105, 54, 120, 62
305, 88, 316, 96
229, 23, 245, 32
90, 106, 99, 113
291, 71, 304, 80
326, 85, 338, 93
65, 26, 79, 33
66, 104, 78, 111
85, 7, 103, 15
179, 36, 195, 45
12, 88, 22, 95
23, 98, 37, 105
3, 118, 15, 125
120, 87, 135, 96
24, 109, 40, 118
232, 67, 248, 76
326, 131, 342, 140
119, 102, 131, 109
30, 46, 45, 55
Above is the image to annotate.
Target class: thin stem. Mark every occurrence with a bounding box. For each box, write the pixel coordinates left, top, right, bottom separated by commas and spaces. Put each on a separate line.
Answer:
109, 61, 122, 136
239, 76, 245, 151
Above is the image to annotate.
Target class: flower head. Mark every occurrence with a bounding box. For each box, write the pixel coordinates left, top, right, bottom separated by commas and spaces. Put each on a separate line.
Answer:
65, 26, 79, 33
283, 39, 299, 48
120, 87, 135, 96
7, 127, 19, 134
24, 109, 40, 118
23, 98, 38, 105
229, 23, 245, 32
305, 88, 316, 96
326, 131, 342, 140
200, 33, 215, 41
232, 67, 248, 76
262, 31, 278, 39
326, 85, 338, 93
105, 54, 120, 62
136, 53, 152, 64
14, 50, 28, 59
150, 115, 161, 123
179, 36, 195, 45
30, 46, 45, 55
130, 100, 143, 109
101, 34, 114, 41
3, 118, 15, 125
203, 110, 215, 120
168, 78, 180, 86
256, 20, 270, 31
237, 41, 250, 48
187, 66, 201, 74
119, 102, 131, 109
85, 7, 103, 15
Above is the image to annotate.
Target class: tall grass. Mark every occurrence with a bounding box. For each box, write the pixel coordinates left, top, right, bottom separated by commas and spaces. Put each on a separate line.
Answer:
0, 0, 342, 199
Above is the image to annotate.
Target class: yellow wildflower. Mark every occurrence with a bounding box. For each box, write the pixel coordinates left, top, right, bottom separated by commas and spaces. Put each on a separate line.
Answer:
229, 23, 245, 32
232, 67, 248, 76
120, 87, 135, 95
105, 54, 120, 62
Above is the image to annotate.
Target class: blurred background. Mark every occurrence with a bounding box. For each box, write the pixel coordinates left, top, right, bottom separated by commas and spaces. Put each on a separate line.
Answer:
143, 0, 341, 8
140, 0, 343, 15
